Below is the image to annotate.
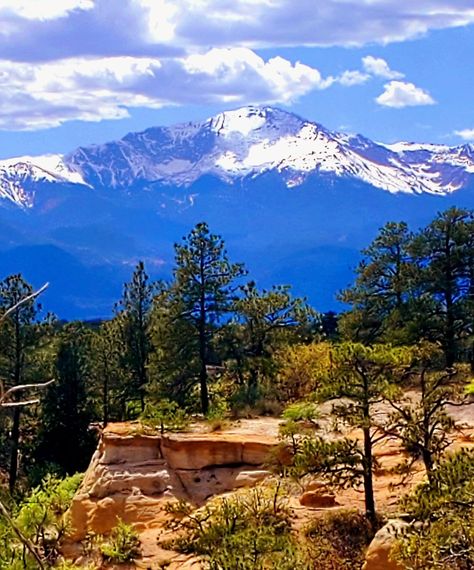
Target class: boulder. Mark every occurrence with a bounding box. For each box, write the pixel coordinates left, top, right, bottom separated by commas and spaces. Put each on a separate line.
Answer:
67, 425, 279, 540
299, 490, 337, 508
363, 520, 408, 570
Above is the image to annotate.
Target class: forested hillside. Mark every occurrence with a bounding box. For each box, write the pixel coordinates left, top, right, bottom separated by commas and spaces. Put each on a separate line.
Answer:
0, 207, 473, 569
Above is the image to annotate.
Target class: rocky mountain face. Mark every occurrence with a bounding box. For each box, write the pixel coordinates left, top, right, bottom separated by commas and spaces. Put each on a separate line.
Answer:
0, 106, 474, 318
2, 106, 474, 208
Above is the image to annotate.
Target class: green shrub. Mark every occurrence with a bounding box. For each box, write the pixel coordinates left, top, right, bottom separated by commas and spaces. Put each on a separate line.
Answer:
140, 399, 190, 433
282, 402, 319, 425
394, 449, 474, 569
167, 484, 304, 570
0, 473, 83, 570
100, 519, 141, 563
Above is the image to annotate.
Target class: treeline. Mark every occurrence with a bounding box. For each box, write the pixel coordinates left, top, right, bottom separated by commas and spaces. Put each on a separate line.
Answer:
340, 207, 474, 367
0, 208, 473, 496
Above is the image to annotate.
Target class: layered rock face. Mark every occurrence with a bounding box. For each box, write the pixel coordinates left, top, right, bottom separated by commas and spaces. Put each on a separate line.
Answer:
68, 424, 276, 540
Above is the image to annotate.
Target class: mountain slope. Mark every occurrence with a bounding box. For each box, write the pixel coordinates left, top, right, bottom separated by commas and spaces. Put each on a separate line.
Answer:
1, 106, 474, 209
0, 106, 474, 319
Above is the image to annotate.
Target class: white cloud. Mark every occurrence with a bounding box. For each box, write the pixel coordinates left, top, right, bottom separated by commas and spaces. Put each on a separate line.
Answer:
0, 50, 332, 130
0, 1, 463, 129
0, 1, 474, 61
0, 0, 93, 20
158, 1, 474, 49
454, 128, 474, 141
362, 56, 404, 79
336, 70, 370, 87
376, 81, 436, 108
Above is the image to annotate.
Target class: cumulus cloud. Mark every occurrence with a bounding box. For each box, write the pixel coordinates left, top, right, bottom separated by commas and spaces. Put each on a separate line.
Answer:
0, 1, 474, 61
167, 1, 474, 49
0, 49, 332, 130
0, 1, 463, 129
376, 81, 436, 108
336, 70, 370, 87
0, 0, 93, 20
454, 128, 474, 141
362, 56, 404, 79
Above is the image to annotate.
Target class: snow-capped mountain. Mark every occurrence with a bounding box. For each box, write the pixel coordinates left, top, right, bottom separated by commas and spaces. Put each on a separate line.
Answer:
2, 106, 474, 208
1, 105, 474, 320
0, 154, 87, 207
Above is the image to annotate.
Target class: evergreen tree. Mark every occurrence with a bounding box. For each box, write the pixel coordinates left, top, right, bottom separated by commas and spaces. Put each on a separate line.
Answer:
171, 222, 246, 414
91, 318, 130, 425
286, 342, 412, 526
35, 323, 96, 475
385, 343, 467, 479
339, 221, 416, 343
149, 287, 200, 406
410, 207, 474, 366
231, 281, 317, 402
115, 261, 159, 411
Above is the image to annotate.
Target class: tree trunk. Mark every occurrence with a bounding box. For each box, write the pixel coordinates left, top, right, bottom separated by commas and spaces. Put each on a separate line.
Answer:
9, 407, 21, 493
103, 373, 109, 428
363, 425, 376, 528
198, 295, 209, 414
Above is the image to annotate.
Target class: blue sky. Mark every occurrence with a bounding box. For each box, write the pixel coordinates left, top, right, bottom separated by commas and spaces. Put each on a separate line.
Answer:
0, 1, 474, 158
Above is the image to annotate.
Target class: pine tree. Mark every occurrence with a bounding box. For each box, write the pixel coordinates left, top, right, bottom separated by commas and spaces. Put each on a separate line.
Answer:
231, 281, 317, 401
171, 222, 246, 414
115, 261, 159, 412
91, 318, 130, 425
286, 342, 412, 526
35, 323, 96, 475
410, 207, 474, 366
339, 221, 416, 343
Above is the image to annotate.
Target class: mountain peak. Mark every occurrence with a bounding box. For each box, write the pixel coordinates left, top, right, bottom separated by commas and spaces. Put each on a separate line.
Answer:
1, 107, 474, 208
208, 105, 303, 137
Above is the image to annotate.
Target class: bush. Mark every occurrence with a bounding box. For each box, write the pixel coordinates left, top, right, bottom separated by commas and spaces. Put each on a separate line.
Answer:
394, 449, 474, 569
140, 399, 190, 433
0, 473, 83, 569
100, 519, 141, 563
166, 484, 304, 570
303, 510, 376, 570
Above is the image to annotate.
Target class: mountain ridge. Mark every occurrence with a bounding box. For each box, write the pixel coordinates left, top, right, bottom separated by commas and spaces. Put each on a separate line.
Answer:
1, 105, 474, 208
1, 105, 474, 319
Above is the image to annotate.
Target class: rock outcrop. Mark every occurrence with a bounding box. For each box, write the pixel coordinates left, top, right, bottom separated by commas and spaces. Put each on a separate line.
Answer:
362, 520, 408, 570
68, 424, 277, 540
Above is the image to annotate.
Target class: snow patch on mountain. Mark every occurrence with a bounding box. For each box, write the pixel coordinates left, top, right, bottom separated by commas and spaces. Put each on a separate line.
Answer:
0, 154, 88, 207
1, 106, 474, 208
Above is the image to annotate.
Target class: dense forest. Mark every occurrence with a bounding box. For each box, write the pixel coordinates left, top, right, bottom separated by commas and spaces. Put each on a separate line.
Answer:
1, 206, 474, 569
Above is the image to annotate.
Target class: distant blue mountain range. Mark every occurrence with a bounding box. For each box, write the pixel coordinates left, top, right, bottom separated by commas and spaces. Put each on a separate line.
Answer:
0, 106, 473, 319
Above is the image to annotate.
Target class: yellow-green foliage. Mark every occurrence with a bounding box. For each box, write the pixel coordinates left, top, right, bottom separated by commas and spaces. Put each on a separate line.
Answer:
166, 485, 376, 570
0, 473, 83, 570
167, 484, 303, 570
395, 449, 474, 569
100, 519, 141, 563
275, 342, 331, 401
140, 399, 190, 433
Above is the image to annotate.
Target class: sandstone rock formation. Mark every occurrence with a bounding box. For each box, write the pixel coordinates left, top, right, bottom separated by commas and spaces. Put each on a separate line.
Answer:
68, 424, 277, 540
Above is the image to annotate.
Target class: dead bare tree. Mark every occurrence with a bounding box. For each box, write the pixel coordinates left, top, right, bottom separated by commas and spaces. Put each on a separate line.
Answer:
0, 282, 51, 569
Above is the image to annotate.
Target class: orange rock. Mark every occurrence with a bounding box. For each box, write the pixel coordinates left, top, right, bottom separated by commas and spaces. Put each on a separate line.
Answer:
299, 491, 336, 508
362, 520, 407, 570
67, 427, 279, 540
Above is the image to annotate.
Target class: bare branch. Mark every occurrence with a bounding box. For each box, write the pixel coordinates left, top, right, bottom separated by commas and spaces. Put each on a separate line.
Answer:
0, 282, 49, 323
2, 399, 41, 408
0, 380, 55, 407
